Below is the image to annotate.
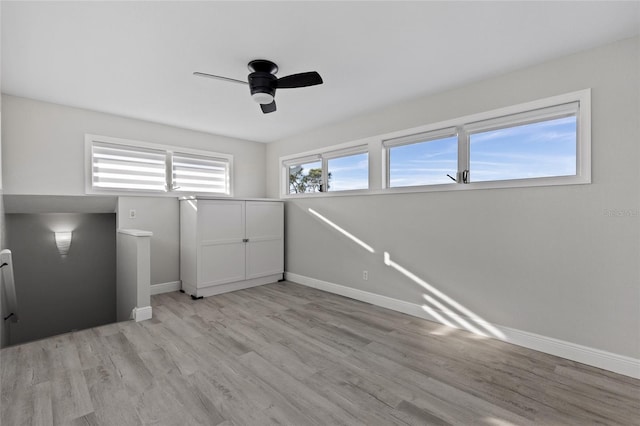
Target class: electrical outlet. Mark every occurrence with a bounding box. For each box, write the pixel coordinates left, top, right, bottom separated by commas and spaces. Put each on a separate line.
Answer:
129, 209, 136, 219
362, 270, 368, 281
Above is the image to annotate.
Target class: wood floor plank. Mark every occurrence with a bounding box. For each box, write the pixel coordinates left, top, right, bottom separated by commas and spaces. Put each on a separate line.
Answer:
118, 321, 161, 355
109, 351, 155, 397
364, 339, 543, 420
253, 341, 319, 381
72, 328, 116, 371
238, 350, 368, 426
32, 380, 54, 426
70, 412, 101, 426
23, 339, 53, 385
131, 384, 186, 426
159, 372, 227, 426
195, 343, 321, 426
300, 369, 413, 426
1, 281, 638, 426
394, 400, 452, 426
83, 364, 143, 426
48, 333, 83, 372
189, 370, 276, 426
50, 368, 94, 424
144, 325, 204, 376
137, 347, 181, 377
5, 385, 35, 426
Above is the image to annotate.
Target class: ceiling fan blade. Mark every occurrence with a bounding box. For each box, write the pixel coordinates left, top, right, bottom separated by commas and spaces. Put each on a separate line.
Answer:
193, 72, 248, 85
276, 71, 323, 89
260, 101, 277, 114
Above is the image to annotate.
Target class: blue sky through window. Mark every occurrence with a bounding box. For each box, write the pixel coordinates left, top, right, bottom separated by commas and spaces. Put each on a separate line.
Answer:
389, 135, 458, 187
328, 153, 368, 191
470, 116, 576, 182
288, 112, 578, 194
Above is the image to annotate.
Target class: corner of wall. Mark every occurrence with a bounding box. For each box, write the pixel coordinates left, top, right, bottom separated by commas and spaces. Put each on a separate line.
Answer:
0, 193, 7, 348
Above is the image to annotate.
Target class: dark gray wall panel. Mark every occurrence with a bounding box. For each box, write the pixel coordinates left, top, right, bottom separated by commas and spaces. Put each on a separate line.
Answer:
6, 213, 116, 345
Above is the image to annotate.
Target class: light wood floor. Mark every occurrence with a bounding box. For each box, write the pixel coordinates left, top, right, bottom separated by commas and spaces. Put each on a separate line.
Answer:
1, 282, 638, 425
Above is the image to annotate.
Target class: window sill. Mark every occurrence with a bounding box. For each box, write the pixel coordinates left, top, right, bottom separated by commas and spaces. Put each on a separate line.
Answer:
281, 175, 590, 199
86, 188, 233, 198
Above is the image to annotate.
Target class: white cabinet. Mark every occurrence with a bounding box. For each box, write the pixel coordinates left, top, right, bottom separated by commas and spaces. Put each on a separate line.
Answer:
180, 198, 283, 298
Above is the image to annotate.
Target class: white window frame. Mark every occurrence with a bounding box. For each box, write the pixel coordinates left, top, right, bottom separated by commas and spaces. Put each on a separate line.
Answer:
324, 145, 370, 193
382, 90, 590, 193
281, 142, 370, 197
462, 101, 581, 185
279, 89, 591, 198
85, 134, 234, 197
383, 126, 458, 189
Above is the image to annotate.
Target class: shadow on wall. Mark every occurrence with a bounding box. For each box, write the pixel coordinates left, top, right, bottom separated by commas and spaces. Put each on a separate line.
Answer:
5, 213, 116, 346
307, 207, 504, 339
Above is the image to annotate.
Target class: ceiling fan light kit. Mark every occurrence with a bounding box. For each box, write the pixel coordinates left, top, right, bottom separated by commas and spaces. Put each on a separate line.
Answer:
194, 59, 323, 114
251, 92, 274, 105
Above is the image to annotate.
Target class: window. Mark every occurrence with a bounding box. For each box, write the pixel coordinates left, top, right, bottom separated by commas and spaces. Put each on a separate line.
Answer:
280, 89, 590, 197
467, 104, 577, 183
172, 153, 230, 194
284, 145, 369, 195
326, 150, 369, 192
382, 92, 588, 191
91, 141, 167, 191
384, 128, 458, 188
87, 135, 232, 195
287, 157, 323, 194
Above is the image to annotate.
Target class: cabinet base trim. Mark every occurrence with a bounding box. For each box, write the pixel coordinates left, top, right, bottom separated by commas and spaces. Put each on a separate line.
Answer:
183, 274, 283, 298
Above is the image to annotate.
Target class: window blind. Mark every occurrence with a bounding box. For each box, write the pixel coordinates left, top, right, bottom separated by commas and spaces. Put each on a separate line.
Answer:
172, 152, 229, 194
92, 142, 167, 191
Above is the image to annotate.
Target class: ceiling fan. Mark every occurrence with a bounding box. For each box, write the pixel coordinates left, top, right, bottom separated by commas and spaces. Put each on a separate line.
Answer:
194, 59, 323, 114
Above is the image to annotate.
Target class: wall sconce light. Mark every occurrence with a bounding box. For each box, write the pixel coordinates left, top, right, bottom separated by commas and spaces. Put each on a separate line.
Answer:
55, 231, 72, 256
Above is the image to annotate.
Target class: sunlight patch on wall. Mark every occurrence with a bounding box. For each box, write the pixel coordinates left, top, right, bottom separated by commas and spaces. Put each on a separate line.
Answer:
384, 251, 505, 339
308, 208, 375, 253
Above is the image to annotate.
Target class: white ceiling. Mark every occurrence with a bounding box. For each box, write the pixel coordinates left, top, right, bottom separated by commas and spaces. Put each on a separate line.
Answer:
2, 2, 639, 143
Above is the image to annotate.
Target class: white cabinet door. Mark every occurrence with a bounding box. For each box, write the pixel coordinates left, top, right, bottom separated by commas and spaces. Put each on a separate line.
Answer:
245, 201, 284, 279
198, 200, 246, 286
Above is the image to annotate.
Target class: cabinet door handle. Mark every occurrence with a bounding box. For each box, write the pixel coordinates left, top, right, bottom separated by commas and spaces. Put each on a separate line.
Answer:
243, 238, 249, 243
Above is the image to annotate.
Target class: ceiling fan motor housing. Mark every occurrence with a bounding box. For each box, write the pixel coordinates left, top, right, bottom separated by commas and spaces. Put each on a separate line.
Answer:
247, 60, 278, 104
249, 72, 277, 104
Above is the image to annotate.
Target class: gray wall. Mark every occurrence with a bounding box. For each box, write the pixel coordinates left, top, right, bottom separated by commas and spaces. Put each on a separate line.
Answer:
117, 197, 179, 286
1, 95, 268, 289
6, 213, 116, 345
0, 188, 6, 348
1, 94, 267, 198
0, 11, 7, 345
0, 193, 6, 348
266, 37, 640, 359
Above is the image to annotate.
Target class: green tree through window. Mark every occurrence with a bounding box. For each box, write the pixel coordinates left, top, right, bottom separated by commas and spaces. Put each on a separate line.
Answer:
289, 167, 332, 193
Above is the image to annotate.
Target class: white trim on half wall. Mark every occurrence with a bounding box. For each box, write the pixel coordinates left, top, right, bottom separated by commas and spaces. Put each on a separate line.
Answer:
132, 306, 152, 322
150, 281, 182, 295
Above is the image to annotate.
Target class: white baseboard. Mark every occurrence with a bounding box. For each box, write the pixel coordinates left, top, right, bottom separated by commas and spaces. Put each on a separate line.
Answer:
285, 272, 640, 379
132, 306, 153, 322
150, 281, 181, 295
